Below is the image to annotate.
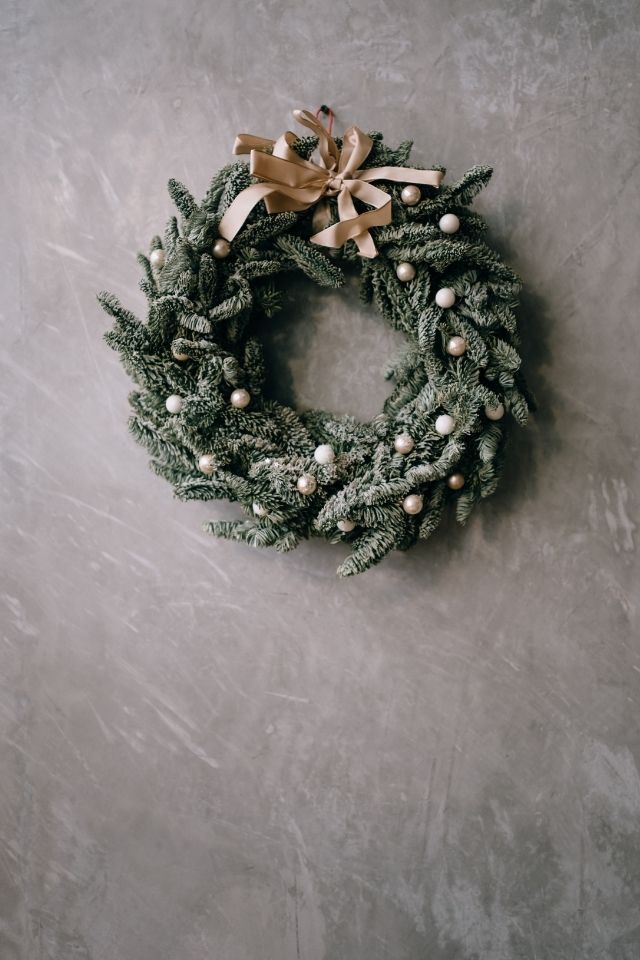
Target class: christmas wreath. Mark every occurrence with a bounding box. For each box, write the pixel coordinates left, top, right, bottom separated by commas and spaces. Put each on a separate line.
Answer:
100, 106, 532, 577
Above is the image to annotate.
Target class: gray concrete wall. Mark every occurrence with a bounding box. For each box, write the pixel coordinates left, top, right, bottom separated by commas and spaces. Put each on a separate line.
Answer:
2, 1, 639, 958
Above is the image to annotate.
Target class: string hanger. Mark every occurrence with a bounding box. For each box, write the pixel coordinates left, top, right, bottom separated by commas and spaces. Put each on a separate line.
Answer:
314, 104, 334, 136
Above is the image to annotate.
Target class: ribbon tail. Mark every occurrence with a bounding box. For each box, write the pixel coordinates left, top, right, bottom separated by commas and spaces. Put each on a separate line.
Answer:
233, 133, 275, 155
351, 231, 378, 259
337, 188, 378, 259
310, 184, 392, 258
338, 126, 374, 179
357, 165, 444, 189
218, 182, 282, 242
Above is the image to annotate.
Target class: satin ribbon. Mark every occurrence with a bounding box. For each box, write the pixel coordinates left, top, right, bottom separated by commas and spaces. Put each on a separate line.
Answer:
218, 109, 443, 259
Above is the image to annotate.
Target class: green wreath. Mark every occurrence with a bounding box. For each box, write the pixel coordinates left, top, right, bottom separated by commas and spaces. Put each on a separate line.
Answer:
100, 106, 532, 577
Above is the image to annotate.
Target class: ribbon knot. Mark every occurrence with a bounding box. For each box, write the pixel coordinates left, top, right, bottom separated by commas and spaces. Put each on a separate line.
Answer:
327, 174, 346, 193
218, 108, 444, 259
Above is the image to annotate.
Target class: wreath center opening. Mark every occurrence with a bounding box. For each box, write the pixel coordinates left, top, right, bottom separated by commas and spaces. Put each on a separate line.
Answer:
259, 271, 406, 423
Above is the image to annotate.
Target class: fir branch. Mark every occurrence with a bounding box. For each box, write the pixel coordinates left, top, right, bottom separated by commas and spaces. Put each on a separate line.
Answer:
337, 525, 401, 578
275, 235, 345, 288
209, 277, 253, 322
167, 179, 198, 219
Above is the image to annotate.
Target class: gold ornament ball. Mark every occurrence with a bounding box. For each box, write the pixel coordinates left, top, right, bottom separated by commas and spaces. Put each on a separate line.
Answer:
149, 248, 165, 269
230, 388, 250, 409
402, 493, 424, 515
212, 238, 231, 259
400, 184, 421, 206
435, 287, 456, 308
396, 261, 416, 283
446, 335, 467, 357
439, 213, 460, 234
165, 394, 183, 414
447, 472, 465, 490
485, 402, 505, 421
171, 343, 190, 361
337, 518, 356, 533
198, 454, 216, 475
296, 474, 317, 496
394, 433, 415, 455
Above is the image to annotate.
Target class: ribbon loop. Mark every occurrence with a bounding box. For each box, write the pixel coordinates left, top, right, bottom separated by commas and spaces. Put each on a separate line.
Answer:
218, 108, 443, 259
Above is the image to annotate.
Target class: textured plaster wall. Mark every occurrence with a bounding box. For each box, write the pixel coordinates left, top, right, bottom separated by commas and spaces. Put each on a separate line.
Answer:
2, 1, 640, 958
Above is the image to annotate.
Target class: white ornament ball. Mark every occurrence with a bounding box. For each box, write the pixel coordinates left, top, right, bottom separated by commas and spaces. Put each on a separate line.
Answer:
337, 518, 356, 533
402, 493, 424, 515
439, 213, 460, 234
313, 444, 335, 465
396, 261, 416, 283
485, 402, 505, 421
296, 474, 317, 496
252, 502, 268, 517
446, 335, 467, 357
393, 433, 415, 455
435, 413, 455, 436
230, 388, 250, 409
149, 248, 165, 269
198, 454, 216, 475
212, 238, 231, 259
447, 472, 465, 491
171, 343, 190, 361
435, 287, 456, 309
165, 394, 183, 414
400, 184, 421, 206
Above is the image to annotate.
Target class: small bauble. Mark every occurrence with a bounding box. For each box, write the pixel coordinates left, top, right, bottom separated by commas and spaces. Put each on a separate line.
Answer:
252, 502, 268, 517
212, 238, 231, 259
402, 493, 424, 515
485, 402, 505, 421
435, 287, 456, 308
393, 433, 415, 455
435, 413, 455, 436
400, 184, 421, 206
296, 474, 317, 496
439, 213, 460, 234
198, 454, 216, 475
230, 388, 250, 409
165, 394, 183, 414
149, 248, 165, 269
396, 262, 416, 283
337, 518, 356, 533
447, 472, 465, 490
313, 444, 335, 465
171, 343, 190, 361
446, 335, 466, 357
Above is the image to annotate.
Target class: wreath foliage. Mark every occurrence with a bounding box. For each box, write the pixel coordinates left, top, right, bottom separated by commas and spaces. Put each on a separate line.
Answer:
100, 112, 532, 577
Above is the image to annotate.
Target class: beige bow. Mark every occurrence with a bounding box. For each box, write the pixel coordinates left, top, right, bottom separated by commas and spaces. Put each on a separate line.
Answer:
217, 108, 443, 259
